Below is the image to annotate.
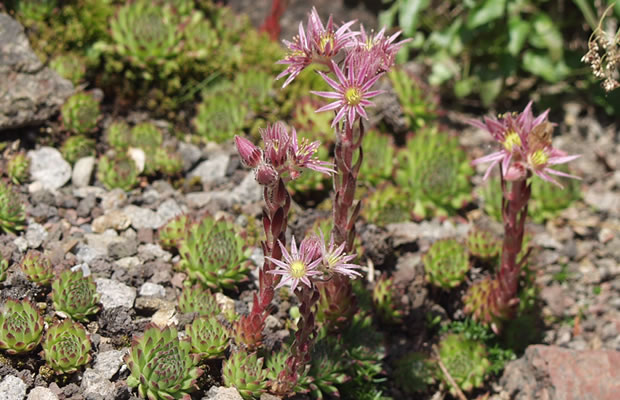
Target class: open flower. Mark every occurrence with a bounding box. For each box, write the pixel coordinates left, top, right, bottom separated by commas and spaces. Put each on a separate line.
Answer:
471, 101, 580, 187
311, 60, 384, 127
319, 231, 362, 279
266, 237, 323, 292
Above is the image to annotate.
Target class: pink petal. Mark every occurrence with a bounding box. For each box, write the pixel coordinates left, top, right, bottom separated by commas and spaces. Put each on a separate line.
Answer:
310, 90, 342, 99
316, 101, 343, 113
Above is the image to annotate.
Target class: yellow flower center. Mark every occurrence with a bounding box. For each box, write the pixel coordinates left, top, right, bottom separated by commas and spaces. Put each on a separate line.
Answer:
290, 260, 307, 279
528, 149, 549, 168
344, 87, 363, 106
319, 33, 334, 52
503, 131, 521, 152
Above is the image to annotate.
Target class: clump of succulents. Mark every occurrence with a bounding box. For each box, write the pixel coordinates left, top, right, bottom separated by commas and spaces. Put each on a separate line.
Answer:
0, 298, 44, 354
42, 319, 92, 374
159, 214, 191, 250
193, 93, 246, 143
307, 335, 350, 399
61, 135, 96, 165
21, 250, 54, 286
423, 239, 470, 289
61, 92, 101, 135
51, 269, 101, 321
467, 228, 502, 260
177, 215, 251, 290
358, 130, 396, 187
0, 257, 8, 282
130, 122, 164, 150
235, 69, 274, 113
222, 350, 269, 399
177, 284, 220, 316
106, 0, 186, 79
463, 277, 510, 332
186, 315, 229, 359
265, 347, 310, 395
7, 152, 30, 185
388, 67, 438, 131
372, 274, 404, 324
291, 97, 334, 145
0, 181, 26, 234
50, 53, 86, 85
105, 120, 132, 150
97, 152, 140, 192
529, 171, 581, 223
393, 352, 436, 395
396, 127, 473, 218
125, 324, 202, 400
362, 185, 409, 226
437, 333, 490, 395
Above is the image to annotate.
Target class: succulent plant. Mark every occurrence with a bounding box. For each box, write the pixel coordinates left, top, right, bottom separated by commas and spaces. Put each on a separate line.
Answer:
177, 284, 220, 316
97, 152, 140, 192
467, 228, 502, 260
0, 181, 26, 234
0, 298, 44, 354
463, 277, 511, 331
21, 250, 54, 286
51, 269, 101, 321
105, 120, 132, 150
14, 0, 57, 24
130, 122, 164, 150
372, 274, 403, 324
186, 315, 229, 359
0, 257, 8, 282
362, 184, 409, 226
193, 93, 246, 144
393, 352, 436, 395
153, 147, 184, 177
291, 97, 334, 145
108, 0, 186, 79
159, 214, 191, 251
437, 333, 490, 395
42, 319, 92, 374
529, 170, 581, 223
61, 135, 96, 165
478, 177, 504, 222
396, 126, 473, 218
308, 335, 350, 399
388, 67, 438, 131
265, 346, 311, 395
235, 69, 273, 113
7, 152, 30, 185
342, 312, 386, 389
177, 215, 251, 290
423, 239, 470, 289
222, 350, 269, 399
316, 279, 358, 333
181, 11, 217, 60
50, 53, 86, 85
61, 92, 101, 135
358, 130, 396, 187
126, 324, 202, 400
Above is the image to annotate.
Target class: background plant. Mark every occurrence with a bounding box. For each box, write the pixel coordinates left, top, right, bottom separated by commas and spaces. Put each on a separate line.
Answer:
222, 350, 269, 399
20, 250, 54, 286
42, 319, 92, 374
436, 333, 490, 395
7, 152, 30, 185
0, 298, 44, 355
61, 92, 101, 135
423, 239, 470, 289
0, 181, 26, 234
51, 269, 101, 321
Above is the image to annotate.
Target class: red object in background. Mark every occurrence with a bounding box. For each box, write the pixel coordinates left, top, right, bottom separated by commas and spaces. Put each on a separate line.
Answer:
260, 0, 288, 41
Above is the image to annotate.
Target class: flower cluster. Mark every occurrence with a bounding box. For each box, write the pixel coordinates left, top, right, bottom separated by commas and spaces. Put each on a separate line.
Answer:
265, 232, 362, 293
235, 122, 334, 187
470, 101, 580, 187
276, 9, 409, 128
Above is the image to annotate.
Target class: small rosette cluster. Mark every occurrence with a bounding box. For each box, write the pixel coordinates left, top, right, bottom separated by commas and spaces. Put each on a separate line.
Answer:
463, 277, 514, 332
42, 319, 92, 374
437, 333, 490, 395
467, 228, 501, 260
186, 315, 229, 359
222, 350, 269, 399
0, 257, 8, 282
61, 135, 96, 165
51, 269, 101, 321
177, 215, 251, 290
61, 92, 101, 135
7, 152, 30, 185
372, 274, 403, 324
20, 250, 54, 286
0, 298, 44, 354
177, 284, 220, 316
96, 152, 140, 192
158, 214, 190, 251
0, 181, 26, 234
423, 239, 470, 289
125, 324, 202, 400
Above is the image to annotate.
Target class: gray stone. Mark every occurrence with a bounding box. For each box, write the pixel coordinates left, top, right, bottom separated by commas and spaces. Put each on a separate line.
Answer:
232, 172, 262, 204
202, 386, 243, 400
75, 243, 106, 264
71, 263, 91, 276
95, 278, 136, 309
0, 375, 26, 400
13, 236, 28, 253
114, 256, 140, 269
178, 142, 202, 171
188, 153, 229, 186
93, 349, 127, 380
25, 222, 47, 248
92, 210, 131, 233
387, 221, 470, 247
72, 156, 96, 188
26, 387, 58, 400
28, 147, 72, 190
107, 238, 137, 259
101, 189, 127, 211
73, 186, 106, 199
81, 369, 115, 399
0, 14, 73, 130
123, 205, 164, 230
139, 282, 166, 298
137, 243, 171, 263
156, 199, 182, 225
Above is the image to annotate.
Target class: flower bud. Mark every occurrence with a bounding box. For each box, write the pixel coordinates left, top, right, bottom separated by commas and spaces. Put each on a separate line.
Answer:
235, 136, 262, 168
255, 164, 278, 186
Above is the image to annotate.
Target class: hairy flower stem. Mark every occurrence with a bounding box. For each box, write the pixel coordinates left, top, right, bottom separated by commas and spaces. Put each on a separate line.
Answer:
495, 172, 532, 317
236, 179, 291, 349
